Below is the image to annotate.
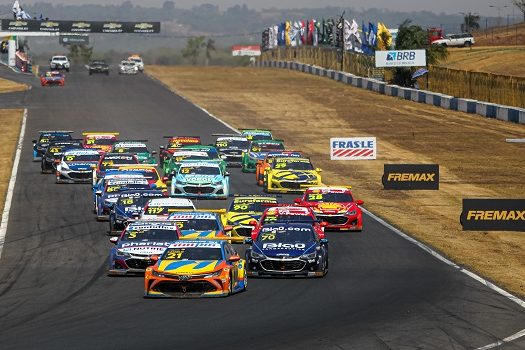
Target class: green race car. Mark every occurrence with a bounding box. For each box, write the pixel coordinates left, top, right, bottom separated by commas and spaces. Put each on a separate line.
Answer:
163, 150, 222, 179
112, 141, 157, 165
241, 139, 285, 173
240, 129, 273, 141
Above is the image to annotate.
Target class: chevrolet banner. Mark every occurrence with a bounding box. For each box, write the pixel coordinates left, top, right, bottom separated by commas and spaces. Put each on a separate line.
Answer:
1, 20, 160, 33
460, 199, 525, 231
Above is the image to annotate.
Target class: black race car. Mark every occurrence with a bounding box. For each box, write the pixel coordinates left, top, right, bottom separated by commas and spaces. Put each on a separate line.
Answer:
89, 60, 110, 75
32, 131, 74, 161
214, 134, 250, 167
41, 140, 83, 174
246, 222, 328, 278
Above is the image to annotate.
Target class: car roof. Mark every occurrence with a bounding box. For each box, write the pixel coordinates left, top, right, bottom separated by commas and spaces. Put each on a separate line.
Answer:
127, 221, 179, 230
64, 149, 100, 155
180, 162, 220, 168
107, 178, 149, 185
114, 142, 147, 148
264, 206, 311, 214
234, 196, 278, 202
216, 136, 248, 141
306, 186, 352, 192
146, 198, 194, 206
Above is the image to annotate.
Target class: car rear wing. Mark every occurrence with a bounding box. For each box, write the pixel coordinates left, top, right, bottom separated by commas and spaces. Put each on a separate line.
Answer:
82, 132, 120, 136
163, 136, 201, 139
115, 139, 149, 143
212, 133, 242, 137
230, 194, 282, 198
178, 236, 248, 243
167, 208, 227, 215
38, 130, 74, 133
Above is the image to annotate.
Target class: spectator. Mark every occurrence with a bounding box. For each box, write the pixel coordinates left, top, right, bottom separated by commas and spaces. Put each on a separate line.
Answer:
12, 0, 20, 20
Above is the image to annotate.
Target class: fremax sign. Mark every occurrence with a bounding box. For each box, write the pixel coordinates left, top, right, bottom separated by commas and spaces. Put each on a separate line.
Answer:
375, 49, 427, 68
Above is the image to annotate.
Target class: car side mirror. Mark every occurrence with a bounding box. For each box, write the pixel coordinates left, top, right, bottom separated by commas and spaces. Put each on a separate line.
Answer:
150, 254, 160, 261
32, 139, 37, 144
225, 172, 230, 176
320, 238, 329, 245
244, 238, 253, 245
96, 190, 102, 196
224, 225, 233, 232
151, 151, 157, 155
248, 220, 258, 226
294, 198, 301, 204
109, 237, 118, 244
228, 255, 240, 262
315, 168, 322, 172
356, 199, 364, 206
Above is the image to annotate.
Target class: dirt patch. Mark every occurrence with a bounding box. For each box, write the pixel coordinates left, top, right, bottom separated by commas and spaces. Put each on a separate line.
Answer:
148, 66, 525, 297
0, 76, 27, 94
0, 110, 23, 214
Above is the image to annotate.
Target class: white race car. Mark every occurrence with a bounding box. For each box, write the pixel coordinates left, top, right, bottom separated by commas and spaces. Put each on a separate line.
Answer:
56, 149, 101, 184
140, 197, 196, 221
119, 60, 138, 75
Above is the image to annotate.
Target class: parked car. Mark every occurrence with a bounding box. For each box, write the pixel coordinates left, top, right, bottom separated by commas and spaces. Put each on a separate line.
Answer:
432, 33, 475, 47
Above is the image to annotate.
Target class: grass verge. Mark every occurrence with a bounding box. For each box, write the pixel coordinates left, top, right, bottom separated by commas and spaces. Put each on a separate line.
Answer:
148, 65, 525, 297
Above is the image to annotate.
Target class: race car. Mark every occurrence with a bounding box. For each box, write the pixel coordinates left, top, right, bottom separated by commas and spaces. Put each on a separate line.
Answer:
162, 150, 212, 178
119, 60, 138, 75
171, 162, 229, 199
32, 130, 74, 161
245, 223, 328, 278
95, 178, 152, 221
109, 189, 165, 234
128, 54, 144, 72
108, 221, 180, 276
111, 141, 157, 165
159, 136, 201, 165
88, 60, 109, 75
166, 211, 234, 240
92, 172, 146, 213
240, 129, 273, 141
56, 149, 102, 184
264, 157, 323, 193
40, 71, 65, 87
140, 197, 196, 221
82, 132, 119, 153
295, 186, 364, 231
117, 165, 168, 194
250, 205, 326, 240
255, 151, 304, 186
241, 139, 285, 173
225, 195, 279, 238
213, 135, 249, 167
144, 240, 247, 298
41, 139, 83, 174
93, 153, 139, 185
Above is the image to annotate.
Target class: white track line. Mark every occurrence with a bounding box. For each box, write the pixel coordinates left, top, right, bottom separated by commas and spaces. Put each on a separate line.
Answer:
158, 79, 525, 349
0, 108, 26, 260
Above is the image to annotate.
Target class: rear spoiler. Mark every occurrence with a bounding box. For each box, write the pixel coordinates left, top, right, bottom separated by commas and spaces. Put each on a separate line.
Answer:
163, 136, 201, 139
178, 236, 248, 243
167, 208, 227, 215
229, 194, 281, 198
82, 132, 120, 136
212, 133, 241, 137
38, 130, 74, 133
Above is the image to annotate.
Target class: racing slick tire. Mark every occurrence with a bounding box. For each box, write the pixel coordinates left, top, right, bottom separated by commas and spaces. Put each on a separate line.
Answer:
228, 272, 234, 296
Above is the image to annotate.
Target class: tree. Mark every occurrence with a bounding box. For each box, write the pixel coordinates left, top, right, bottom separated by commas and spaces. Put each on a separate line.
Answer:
514, 0, 525, 21
182, 36, 206, 65
462, 13, 480, 32
392, 20, 448, 87
204, 39, 215, 66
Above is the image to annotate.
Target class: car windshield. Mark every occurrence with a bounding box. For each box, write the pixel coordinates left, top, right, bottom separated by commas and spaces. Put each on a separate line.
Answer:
257, 226, 316, 243
53, 56, 67, 61
40, 134, 71, 143
64, 154, 99, 162
115, 146, 149, 154
117, 192, 164, 207
228, 200, 277, 213
121, 169, 158, 181
123, 62, 134, 67
91, 138, 116, 146
121, 228, 178, 242
143, 205, 195, 216
216, 140, 250, 149
173, 218, 219, 231
172, 154, 209, 162
105, 183, 150, 194
162, 247, 222, 260
179, 166, 220, 176
305, 192, 354, 203
263, 214, 314, 224
100, 157, 137, 171
273, 160, 313, 170
252, 143, 284, 152
92, 61, 105, 65
130, 58, 142, 63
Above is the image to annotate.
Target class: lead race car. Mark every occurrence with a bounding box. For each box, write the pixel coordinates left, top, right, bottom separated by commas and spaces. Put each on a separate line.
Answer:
144, 240, 247, 298
108, 221, 181, 276
239, 129, 273, 141
245, 223, 328, 278
40, 71, 65, 87
32, 130, 74, 161
56, 149, 102, 184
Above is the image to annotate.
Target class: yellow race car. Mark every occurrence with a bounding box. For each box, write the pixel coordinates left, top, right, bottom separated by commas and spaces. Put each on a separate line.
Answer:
263, 157, 322, 193
117, 164, 168, 193
225, 195, 278, 238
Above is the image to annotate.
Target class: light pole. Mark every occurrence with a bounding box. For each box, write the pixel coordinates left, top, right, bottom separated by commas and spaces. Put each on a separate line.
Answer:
489, 4, 509, 26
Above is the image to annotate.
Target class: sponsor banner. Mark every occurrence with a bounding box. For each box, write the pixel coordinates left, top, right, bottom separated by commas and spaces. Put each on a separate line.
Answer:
460, 199, 525, 231
382, 164, 439, 190
59, 35, 89, 45
375, 49, 426, 68
232, 45, 261, 56
330, 137, 376, 160
1, 20, 160, 34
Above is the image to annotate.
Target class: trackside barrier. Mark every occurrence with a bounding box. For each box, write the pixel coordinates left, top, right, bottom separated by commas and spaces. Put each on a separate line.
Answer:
258, 60, 525, 125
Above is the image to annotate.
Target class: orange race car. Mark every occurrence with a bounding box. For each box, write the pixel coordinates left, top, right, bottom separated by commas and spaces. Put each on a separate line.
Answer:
255, 151, 304, 186
82, 132, 119, 153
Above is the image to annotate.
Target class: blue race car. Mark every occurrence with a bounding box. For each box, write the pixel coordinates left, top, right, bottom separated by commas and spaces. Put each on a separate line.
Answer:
32, 130, 73, 161
108, 221, 180, 276
92, 171, 146, 213
166, 211, 233, 240
95, 178, 152, 221
171, 162, 229, 199
41, 139, 83, 174
245, 222, 328, 277
108, 189, 165, 234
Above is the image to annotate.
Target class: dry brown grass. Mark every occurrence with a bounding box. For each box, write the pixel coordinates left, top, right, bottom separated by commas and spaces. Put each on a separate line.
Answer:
474, 22, 525, 46
0, 110, 23, 215
0, 77, 27, 94
440, 46, 525, 77
148, 66, 525, 297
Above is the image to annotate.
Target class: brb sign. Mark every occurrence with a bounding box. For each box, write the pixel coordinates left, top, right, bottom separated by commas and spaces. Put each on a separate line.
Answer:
375, 49, 426, 68
330, 137, 376, 160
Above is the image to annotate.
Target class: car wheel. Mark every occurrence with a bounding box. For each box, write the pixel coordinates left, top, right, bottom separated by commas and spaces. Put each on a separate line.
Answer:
464, 41, 472, 47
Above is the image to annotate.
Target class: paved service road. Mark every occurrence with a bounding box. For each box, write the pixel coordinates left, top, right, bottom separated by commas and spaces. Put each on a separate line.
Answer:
0, 66, 524, 350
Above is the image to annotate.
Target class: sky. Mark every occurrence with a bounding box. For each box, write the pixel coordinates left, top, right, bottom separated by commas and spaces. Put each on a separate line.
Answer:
20, 0, 518, 17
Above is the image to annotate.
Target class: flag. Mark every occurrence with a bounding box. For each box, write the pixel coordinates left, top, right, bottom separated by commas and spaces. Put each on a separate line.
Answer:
376, 22, 392, 50
368, 22, 377, 48
285, 21, 291, 46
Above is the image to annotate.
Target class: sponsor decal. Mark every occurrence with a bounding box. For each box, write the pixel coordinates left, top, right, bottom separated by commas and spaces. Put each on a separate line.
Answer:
231, 45, 261, 57
261, 226, 311, 232
262, 242, 306, 249
330, 137, 377, 160
375, 49, 427, 68
460, 199, 525, 231
170, 241, 221, 248
382, 164, 439, 190
121, 242, 171, 247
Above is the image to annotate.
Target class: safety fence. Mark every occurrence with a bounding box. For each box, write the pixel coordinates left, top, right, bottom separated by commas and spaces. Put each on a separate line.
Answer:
257, 60, 525, 125
261, 47, 525, 109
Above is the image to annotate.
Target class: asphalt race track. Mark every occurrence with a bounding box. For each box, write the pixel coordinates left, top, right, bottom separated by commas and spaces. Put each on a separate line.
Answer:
0, 65, 524, 350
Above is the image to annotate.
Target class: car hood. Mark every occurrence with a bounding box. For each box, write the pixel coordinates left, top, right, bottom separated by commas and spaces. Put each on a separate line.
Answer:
313, 202, 355, 215
180, 174, 222, 184
157, 260, 224, 274
179, 230, 225, 239
118, 241, 172, 255
117, 205, 142, 216
226, 213, 261, 225
272, 170, 318, 181
254, 241, 316, 258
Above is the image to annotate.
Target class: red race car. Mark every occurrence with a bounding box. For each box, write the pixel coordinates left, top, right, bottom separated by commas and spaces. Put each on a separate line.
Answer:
295, 186, 364, 231
249, 205, 326, 241
82, 132, 119, 153
40, 71, 65, 86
